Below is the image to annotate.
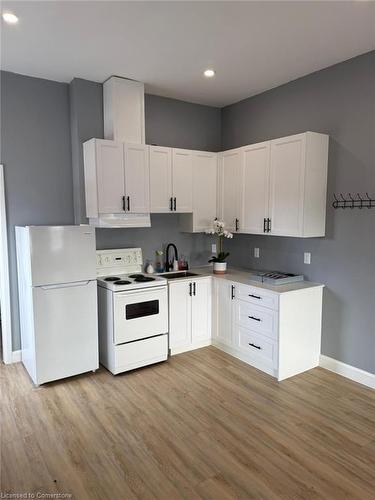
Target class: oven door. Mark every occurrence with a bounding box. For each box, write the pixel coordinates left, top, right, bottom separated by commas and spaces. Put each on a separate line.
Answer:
113, 286, 168, 344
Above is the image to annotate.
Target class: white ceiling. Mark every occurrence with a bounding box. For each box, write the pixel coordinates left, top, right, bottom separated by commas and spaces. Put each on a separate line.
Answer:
1, 1, 375, 107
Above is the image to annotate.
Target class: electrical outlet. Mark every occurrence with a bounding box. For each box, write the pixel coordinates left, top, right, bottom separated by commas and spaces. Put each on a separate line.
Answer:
254, 247, 260, 258
304, 252, 311, 265
211, 243, 217, 254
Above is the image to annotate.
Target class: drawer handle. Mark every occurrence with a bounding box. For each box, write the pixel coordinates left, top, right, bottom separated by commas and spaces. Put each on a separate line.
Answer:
249, 294, 261, 300
248, 315, 261, 322
249, 342, 262, 350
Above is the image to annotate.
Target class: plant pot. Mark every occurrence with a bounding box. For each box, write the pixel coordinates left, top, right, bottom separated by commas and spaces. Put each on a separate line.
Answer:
213, 261, 227, 274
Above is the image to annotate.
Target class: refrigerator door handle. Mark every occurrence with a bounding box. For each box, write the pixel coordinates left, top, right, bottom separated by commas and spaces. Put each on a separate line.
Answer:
39, 280, 92, 290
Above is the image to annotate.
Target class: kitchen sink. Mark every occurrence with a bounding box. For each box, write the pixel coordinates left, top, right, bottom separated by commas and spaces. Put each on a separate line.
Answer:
159, 271, 199, 279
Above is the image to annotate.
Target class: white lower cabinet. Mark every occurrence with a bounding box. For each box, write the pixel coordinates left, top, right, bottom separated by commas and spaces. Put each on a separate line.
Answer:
169, 278, 212, 354
212, 278, 323, 381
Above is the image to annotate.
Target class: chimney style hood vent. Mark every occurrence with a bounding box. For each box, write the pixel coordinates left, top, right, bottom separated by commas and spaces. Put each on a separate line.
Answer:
103, 76, 145, 144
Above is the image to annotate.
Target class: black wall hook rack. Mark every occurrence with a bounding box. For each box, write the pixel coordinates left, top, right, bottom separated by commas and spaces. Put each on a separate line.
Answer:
332, 193, 375, 209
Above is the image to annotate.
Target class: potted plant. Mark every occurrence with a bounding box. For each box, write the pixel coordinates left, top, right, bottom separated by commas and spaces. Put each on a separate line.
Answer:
205, 219, 233, 274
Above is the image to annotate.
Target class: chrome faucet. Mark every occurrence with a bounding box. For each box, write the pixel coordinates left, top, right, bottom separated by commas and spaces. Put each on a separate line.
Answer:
165, 243, 178, 272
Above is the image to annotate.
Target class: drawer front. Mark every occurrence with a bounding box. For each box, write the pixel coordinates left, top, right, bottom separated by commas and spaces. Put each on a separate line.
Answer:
114, 334, 168, 373
235, 300, 278, 340
236, 283, 278, 310
238, 327, 278, 368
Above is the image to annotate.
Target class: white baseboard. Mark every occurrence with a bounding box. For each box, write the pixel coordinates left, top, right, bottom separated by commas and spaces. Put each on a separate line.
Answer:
320, 355, 375, 390
11, 349, 22, 363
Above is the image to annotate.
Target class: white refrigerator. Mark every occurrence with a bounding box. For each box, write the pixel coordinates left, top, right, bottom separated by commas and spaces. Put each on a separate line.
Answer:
16, 225, 98, 385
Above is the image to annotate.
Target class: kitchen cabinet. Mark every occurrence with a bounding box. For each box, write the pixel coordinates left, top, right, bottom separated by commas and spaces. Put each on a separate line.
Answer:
218, 132, 328, 237
169, 277, 212, 354
212, 278, 323, 380
83, 139, 150, 219
149, 146, 172, 213
241, 141, 271, 234
150, 147, 193, 213
218, 149, 242, 232
212, 279, 234, 348
84, 139, 125, 216
124, 143, 150, 214
179, 151, 218, 232
268, 132, 328, 237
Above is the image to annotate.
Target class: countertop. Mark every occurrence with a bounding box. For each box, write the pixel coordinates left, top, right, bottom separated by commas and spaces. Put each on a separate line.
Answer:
161, 266, 324, 295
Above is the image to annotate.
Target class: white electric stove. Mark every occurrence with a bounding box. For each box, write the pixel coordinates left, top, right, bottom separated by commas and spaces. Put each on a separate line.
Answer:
97, 248, 169, 374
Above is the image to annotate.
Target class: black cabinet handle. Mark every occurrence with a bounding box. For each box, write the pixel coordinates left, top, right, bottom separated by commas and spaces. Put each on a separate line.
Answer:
249, 342, 262, 350
174, 197, 177, 211
235, 218, 239, 231
169, 197, 173, 211
189, 282, 192, 296
127, 196, 130, 211
249, 294, 261, 300
248, 315, 261, 322
122, 195, 126, 211
267, 218, 271, 233
231, 285, 235, 300
193, 282, 196, 296
263, 218, 267, 233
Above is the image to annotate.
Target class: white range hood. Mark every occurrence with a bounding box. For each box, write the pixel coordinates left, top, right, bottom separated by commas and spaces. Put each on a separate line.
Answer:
89, 213, 151, 228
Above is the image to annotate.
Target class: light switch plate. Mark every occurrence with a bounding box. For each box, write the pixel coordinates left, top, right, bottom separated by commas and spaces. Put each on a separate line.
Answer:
211, 243, 217, 254
304, 252, 311, 265
254, 247, 260, 258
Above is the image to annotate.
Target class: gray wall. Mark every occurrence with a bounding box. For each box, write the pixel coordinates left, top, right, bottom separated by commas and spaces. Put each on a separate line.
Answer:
221, 51, 375, 374
1, 73, 218, 351
145, 93, 221, 151
0, 71, 74, 350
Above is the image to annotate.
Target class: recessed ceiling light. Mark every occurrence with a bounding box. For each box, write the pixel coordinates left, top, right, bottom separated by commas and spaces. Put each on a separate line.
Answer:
2, 12, 19, 24
204, 69, 215, 78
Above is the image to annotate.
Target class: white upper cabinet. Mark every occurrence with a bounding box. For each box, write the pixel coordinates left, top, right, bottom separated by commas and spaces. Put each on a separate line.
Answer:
179, 150, 218, 232
149, 147, 193, 213
172, 149, 193, 213
218, 149, 242, 232
219, 132, 329, 238
268, 132, 328, 237
83, 139, 150, 221
149, 146, 173, 212
103, 77, 145, 144
241, 142, 271, 234
84, 139, 125, 217
124, 143, 150, 214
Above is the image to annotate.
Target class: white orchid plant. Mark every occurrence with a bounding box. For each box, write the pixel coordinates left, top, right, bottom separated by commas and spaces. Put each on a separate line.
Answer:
205, 218, 233, 263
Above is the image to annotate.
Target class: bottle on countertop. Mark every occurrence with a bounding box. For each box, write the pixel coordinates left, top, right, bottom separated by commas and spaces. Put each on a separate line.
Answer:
178, 255, 189, 270
146, 263, 155, 274
155, 250, 164, 273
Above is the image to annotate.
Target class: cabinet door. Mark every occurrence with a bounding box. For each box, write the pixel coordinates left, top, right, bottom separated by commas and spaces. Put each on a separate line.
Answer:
192, 151, 217, 231
169, 281, 192, 351
124, 143, 150, 213
191, 278, 212, 343
218, 150, 241, 232
241, 142, 271, 234
172, 149, 193, 213
96, 140, 125, 214
213, 279, 234, 347
150, 146, 172, 212
269, 134, 306, 236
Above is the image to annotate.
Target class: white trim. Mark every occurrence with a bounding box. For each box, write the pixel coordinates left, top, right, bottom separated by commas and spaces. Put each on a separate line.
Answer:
320, 355, 375, 390
11, 349, 21, 363
0, 164, 13, 364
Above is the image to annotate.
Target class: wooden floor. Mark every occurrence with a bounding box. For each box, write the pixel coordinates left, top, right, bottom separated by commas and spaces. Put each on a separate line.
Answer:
1, 347, 375, 500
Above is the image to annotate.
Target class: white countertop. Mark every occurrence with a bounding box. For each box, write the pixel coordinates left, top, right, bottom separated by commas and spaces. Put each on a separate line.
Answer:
182, 265, 324, 294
